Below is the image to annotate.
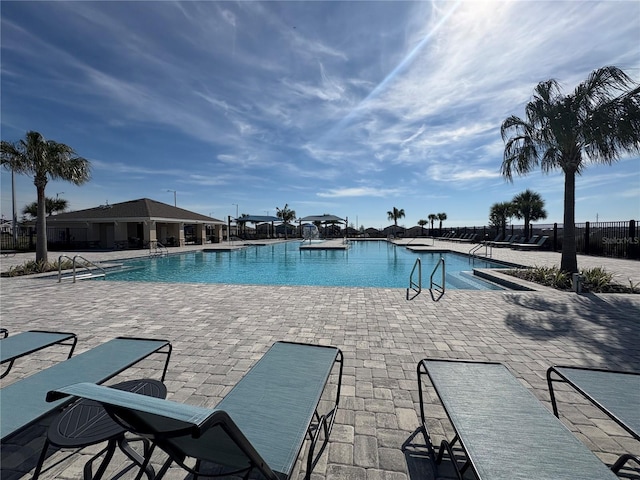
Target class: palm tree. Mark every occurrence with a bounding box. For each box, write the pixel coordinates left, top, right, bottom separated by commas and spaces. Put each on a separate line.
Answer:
386, 207, 405, 237
418, 219, 427, 236
511, 190, 547, 240
1, 131, 90, 262
22, 197, 69, 218
276, 203, 296, 239
489, 202, 515, 238
428, 213, 437, 235
501, 66, 640, 273
437, 212, 447, 235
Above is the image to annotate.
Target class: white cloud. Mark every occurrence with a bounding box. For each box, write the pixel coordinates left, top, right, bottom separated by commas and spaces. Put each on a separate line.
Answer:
317, 186, 404, 198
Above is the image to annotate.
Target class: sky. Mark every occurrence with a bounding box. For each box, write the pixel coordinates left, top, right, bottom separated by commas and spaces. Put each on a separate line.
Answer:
1, 1, 639, 230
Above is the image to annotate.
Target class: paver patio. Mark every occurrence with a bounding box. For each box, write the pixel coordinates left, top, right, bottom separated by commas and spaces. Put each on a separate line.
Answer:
1, 239, 639, 479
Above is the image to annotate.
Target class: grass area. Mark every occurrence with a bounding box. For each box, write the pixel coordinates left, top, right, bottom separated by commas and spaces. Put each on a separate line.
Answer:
505, 265, 639, 294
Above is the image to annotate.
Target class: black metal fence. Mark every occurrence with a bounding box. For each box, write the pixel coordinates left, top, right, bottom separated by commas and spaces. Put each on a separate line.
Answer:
412, 220, 639, 260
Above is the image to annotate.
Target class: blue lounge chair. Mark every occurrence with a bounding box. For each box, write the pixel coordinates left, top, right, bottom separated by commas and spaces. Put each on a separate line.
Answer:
547, 365, 640, 473
1, 330, 77, 379
1, 336, 171, 442
417, 359, 619, 479
49, 341, 343, 480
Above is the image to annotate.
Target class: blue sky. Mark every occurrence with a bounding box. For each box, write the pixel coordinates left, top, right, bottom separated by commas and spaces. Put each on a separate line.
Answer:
1, 1, 639, 230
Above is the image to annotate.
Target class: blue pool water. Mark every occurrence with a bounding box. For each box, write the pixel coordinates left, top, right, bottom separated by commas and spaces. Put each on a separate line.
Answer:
103, 241, 509, 290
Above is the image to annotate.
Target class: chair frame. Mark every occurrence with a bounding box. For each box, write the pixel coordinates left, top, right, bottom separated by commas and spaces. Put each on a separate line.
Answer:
0, 330, 77, 379
547, 365, 640, 472
50, 341, 343, 480
1, 336, 172, 443
417, 359, 619, 480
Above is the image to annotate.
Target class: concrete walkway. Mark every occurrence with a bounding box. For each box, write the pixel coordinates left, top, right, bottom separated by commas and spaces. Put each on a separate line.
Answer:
1, 239, 639, 479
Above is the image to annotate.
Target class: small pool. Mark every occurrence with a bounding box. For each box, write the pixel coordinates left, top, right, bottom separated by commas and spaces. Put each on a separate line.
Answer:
102, 241, 512, 290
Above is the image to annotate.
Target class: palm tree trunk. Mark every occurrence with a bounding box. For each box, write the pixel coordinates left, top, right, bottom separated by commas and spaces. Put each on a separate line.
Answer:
35, 182, 48, 263
560, 170, 578, 273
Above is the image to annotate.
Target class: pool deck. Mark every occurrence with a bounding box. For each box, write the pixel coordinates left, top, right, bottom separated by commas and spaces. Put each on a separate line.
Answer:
1, 239, 639, 479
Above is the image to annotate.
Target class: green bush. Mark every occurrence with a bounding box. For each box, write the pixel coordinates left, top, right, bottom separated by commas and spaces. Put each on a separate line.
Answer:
3, 259, 75, 277
507, 265, 571, 290
581, 267, 614, 292
505, 265, 637, 293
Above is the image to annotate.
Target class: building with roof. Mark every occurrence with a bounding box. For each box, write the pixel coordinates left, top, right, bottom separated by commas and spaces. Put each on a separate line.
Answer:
46, 198, 225, 249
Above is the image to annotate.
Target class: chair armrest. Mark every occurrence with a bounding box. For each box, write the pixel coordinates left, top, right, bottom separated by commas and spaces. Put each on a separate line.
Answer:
48, 383, 214, 437
49, 383, 279, 479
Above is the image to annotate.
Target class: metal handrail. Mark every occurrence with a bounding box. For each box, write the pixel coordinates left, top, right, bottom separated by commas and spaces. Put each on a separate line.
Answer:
149, 241, 169, 257
406, 258, 422, 299
430, 256, 445, 295
469, 242, 492, 259
58, 255, 106, 283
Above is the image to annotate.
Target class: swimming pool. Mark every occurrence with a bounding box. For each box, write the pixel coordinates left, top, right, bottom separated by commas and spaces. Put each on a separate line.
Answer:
103, 241, 511, 290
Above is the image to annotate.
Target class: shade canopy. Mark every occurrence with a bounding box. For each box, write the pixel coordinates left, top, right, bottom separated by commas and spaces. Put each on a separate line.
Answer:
236, 215, 281, 223
298, 214, 345, 224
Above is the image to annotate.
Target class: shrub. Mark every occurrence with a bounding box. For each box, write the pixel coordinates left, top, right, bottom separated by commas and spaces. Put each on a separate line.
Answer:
3, 259, 75, 277
504, 265, 637, 293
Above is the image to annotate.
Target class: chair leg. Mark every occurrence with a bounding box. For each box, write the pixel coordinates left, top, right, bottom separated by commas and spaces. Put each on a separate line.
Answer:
118, 437, 156, 480
84, 440, 117, 480
31, 438, 51, 480
611, 453, 640, 473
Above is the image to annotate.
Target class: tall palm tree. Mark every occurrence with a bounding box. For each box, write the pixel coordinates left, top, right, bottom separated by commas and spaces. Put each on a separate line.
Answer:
428, 213, 437, 235
22, 197, 69, 219
489, 201, 515, 238
511, 190, 547, 240
437, 212, 447, 235
501, 66, 640, 273
386, 207, 405, 237
276, 203, 296, 239
418, 219, 427, 236
1, 131, 90, 262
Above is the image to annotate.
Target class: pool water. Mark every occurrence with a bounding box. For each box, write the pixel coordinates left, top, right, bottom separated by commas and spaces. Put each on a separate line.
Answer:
103, 241, 508, 290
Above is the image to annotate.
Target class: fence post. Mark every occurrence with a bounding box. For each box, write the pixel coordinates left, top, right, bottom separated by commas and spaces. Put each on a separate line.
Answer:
584, 221, 590, 255
630, 219, 639, 260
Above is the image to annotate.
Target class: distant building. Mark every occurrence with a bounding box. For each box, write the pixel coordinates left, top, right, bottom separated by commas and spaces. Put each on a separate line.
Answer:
46, 198, 225, 249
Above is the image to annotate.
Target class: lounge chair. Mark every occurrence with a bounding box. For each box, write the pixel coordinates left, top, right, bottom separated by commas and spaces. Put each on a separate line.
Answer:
512, 235, 549, 250
509, 235, 539, 248
547, 365, 640, 473
448, 233, 468, 243
49, 341, 343, 480
485, 233, 503, 244
0, 336, 171, 442
487, 234, 512, 246
455, 233, 478, 243
491, 234, 523, 247
417, 359, 619, 479
1, 330, 77, 379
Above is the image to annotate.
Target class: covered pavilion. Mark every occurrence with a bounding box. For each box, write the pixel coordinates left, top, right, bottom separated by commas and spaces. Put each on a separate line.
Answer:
234, 215, 281, 239
298, 214, 347, 238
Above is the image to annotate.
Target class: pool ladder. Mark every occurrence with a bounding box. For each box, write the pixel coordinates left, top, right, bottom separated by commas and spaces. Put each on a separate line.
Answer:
469, 242, 492, 259
149, 241, 169, 257
430, 256, 445, 296
407, 258, 422, 300
407, 256, 446, 300
58, 255, 106, 283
